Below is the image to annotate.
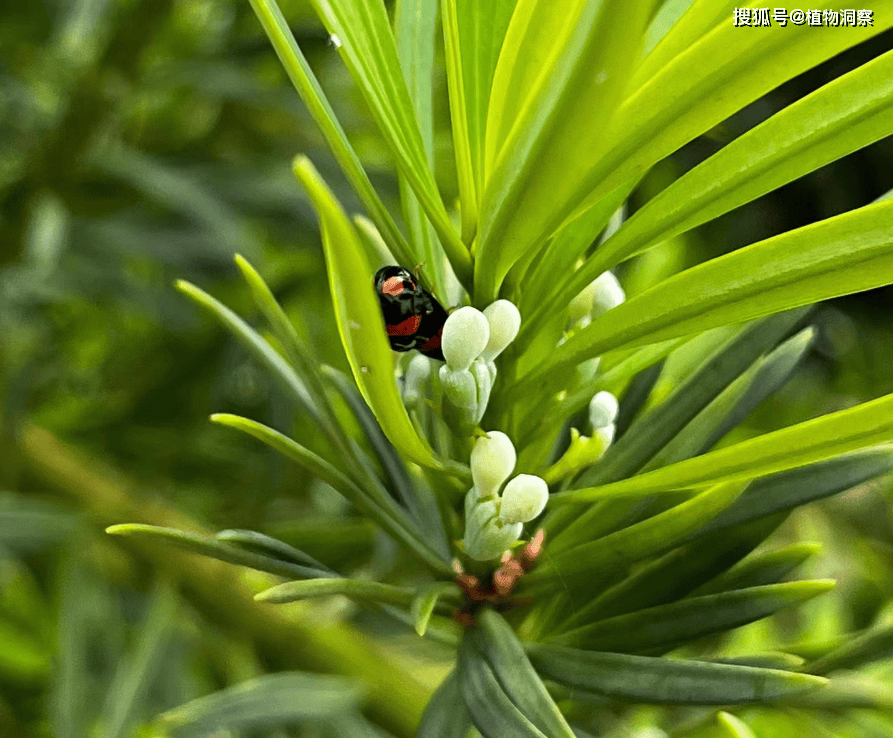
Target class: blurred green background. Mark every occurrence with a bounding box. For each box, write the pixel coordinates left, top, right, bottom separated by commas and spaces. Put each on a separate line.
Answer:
1, 0, 893, 735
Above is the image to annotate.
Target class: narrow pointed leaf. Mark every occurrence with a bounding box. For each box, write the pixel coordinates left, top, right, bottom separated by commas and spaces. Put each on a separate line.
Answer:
106, 524, 333, 580
695, 449, 893, 536
476, 0, 653, 301
808, 620, 893, 675
394, 0, 444, 297
323, 365, 450, 558
215, 529, 334, 574
417, 671, 471, 738
577, 310, 807, 488
246, 0, 411, 264
304, 0, 471, 286
100, 582, 178, 738
566, 518, 782, 626
517, 198, 893, 394
526, 643, 827, 705
573, 48, 893, 296
531, 480, 745, 593
693, 543, 821, 598
579, 0, 893, 213
255, 578, 415, 606
442, 0, 516, 241
471, 610, 575, 738
552, 580, 835, 652
694, 327, 815, 455
555, 398, 893, 504
293, 157, 453, 474
210, 414, 452, 575
456, 636, 548, 738
159, 673, 362, 738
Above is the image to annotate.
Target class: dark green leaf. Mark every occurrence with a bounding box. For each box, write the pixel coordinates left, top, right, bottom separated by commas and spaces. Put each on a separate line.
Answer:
417, 671, 472, 738
526, 643, 826, 704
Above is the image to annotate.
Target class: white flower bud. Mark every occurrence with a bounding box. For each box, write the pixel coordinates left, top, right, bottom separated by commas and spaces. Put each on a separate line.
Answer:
471, 359, 492, 424
442, 307, 489, 371
481, 300, 521, 361
591, 271, 625, 316
470, 431, 516, 498
465, 517, 523, 561
402, 354, 430, 407
499, 474, 549, 524
589, 391, 619, 429
439, 366, 477, 409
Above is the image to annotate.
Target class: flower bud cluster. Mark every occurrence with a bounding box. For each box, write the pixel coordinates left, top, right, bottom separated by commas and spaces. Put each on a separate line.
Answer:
440, 300, 520, 425
463, 431, 548, 561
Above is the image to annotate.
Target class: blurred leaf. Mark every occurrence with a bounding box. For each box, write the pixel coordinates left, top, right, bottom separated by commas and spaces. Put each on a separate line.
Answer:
556, 400, 893, 504
106, 523, 333, 580
255, 577, 416, 606
417, 671, 471, 738
99, 581, 178, 738
551, 580, 835, 652
175, 280, 321, 422
526, 644, 826, 705
808, 619, 893, 675
158, 672, 364, 738
0, 494, 76, 554
521, 198, 893, 391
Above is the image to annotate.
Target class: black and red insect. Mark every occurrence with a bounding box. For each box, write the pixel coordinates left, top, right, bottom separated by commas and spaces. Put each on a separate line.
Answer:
374, 265, 447, 361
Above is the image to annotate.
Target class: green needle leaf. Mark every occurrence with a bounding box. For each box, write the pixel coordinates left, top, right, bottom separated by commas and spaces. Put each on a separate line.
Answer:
456, 636, 549, 738
551, 580, 835, 652
255, 578, 415, 607
555, 397, 893, 504
292, 156, 453, 474
532, 480, 746, 593
246, 0, 411, 265
517, 198, 893, 393
105, 524, 332, 580
303, 0, 471, 287
417, 671, 472, 738
210, 413, 452, 575
526, 643, 827, 705
471, 610, 576, 738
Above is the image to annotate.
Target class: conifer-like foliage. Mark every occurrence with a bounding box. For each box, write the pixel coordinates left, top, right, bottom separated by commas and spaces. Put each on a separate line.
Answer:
108, 1, 893, 736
